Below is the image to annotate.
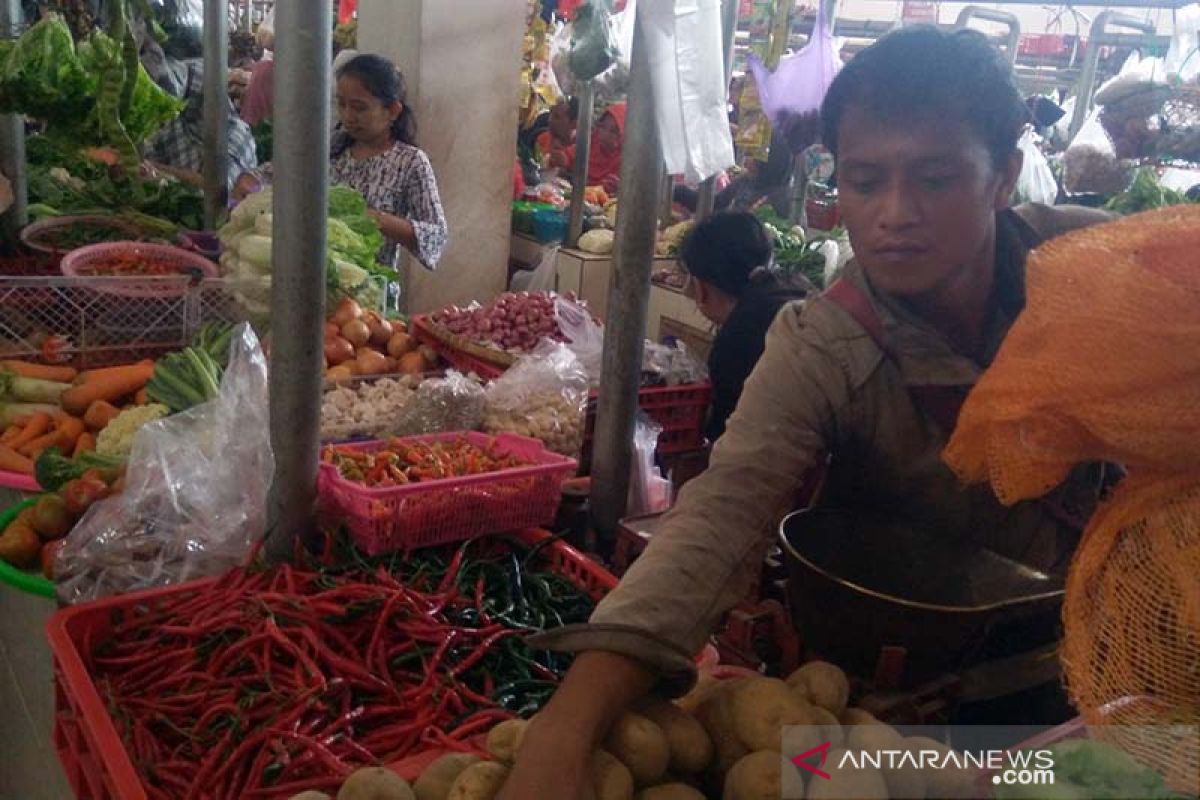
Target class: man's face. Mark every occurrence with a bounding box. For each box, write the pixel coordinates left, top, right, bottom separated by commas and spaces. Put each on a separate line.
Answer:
835, 106, 1020, 298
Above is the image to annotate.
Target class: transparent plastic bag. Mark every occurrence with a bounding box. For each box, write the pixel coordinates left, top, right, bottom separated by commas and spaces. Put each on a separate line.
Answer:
1015, 129, 1059, 205
55, 324, 274, 604
1063, 110, 1134, 195
482, 341, 589, 458
392, 371, 486, 436
628, 413, 671, 516
511, 244, 560, 293
642, 340, 709, 386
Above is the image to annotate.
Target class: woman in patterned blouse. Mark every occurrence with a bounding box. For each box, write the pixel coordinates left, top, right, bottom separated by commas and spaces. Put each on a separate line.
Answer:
235, 54, 448, 270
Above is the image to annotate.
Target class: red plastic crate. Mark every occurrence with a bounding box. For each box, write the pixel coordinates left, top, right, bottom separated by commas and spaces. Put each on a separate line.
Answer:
319, 432, 577, 555
47, 529, 617, 800
583, 382, 712, 462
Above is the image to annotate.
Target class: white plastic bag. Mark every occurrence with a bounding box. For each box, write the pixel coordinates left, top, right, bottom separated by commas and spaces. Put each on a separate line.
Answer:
55, 324, 274, 604
1164, 4, 1200, 83
746, 0, 842, 127
511, 245, 560, 293
555, 295, 606, 386
644, 0, 736, 183
553, 1, 635, 100
1015, 129, 1059, 205
1063, 109, 1133, 195
483, 342, 589, 458
628, 413, 671, 516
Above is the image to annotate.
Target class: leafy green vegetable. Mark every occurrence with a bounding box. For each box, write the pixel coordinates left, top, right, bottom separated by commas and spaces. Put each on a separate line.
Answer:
0, 15, 181, 153
145, 347, 223, 414
35, 449, 126, 493
1105, 169, 1196, 216
328, 185, 369, 218
996, 739, 1186, 800
754, 206, 840, 289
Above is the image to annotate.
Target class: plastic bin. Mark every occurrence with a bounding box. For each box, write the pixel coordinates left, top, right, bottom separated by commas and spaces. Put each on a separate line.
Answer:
46, 529, 617, 800
583, 382, 712, 466
319, 432, 577, 555
532, 207, 568, 243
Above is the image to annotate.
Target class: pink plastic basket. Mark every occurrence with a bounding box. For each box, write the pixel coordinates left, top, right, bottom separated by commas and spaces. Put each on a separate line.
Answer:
60, 241, 218, 298
319, 432, 578, 555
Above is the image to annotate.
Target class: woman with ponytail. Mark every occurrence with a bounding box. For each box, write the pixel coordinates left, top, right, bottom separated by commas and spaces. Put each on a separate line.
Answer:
679, 212, 812, 440
235, 54, 447, 270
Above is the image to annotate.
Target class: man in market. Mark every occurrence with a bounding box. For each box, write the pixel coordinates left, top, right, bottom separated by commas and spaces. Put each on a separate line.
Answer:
497, 26, 1113, 800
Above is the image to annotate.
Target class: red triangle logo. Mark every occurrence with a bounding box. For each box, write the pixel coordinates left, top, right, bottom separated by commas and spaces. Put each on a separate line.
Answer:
791, 740, 833, 780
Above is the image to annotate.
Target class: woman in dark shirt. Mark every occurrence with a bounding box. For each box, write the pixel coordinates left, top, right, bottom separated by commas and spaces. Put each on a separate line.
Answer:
679, 212, 812, 441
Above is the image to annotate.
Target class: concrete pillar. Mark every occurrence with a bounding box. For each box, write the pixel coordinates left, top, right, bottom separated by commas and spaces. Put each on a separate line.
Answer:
358, 0, 526, 313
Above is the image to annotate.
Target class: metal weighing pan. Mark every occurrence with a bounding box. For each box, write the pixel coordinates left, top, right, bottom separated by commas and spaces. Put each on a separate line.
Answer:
779, 508, 1065, 687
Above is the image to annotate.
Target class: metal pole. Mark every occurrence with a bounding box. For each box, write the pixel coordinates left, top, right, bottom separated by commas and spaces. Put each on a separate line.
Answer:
202, 0, 230, 228
0, 0, 26, 239
659, 170, 674, 226
590, 9, 664, 547
566, 82, 596, 249
264, 0, 331, 561
695, 0, 741, 220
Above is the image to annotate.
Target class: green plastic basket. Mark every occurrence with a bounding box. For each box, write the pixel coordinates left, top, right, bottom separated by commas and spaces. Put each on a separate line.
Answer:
0, 497, 57, 599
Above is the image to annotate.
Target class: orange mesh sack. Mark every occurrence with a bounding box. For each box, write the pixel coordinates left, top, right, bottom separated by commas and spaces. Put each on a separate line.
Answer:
944, 206, 1200, 792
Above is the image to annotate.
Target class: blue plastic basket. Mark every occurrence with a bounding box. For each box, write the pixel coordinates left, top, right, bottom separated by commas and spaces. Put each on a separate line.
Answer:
532, 207, 568, 243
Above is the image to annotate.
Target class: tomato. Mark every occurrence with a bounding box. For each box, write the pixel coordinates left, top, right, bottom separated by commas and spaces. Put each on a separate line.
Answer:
62, 478, 109, 517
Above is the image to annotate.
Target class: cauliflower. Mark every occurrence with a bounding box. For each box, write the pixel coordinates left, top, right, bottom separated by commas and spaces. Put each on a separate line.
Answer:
96, 404, 170, 457
578, 229, 614, 255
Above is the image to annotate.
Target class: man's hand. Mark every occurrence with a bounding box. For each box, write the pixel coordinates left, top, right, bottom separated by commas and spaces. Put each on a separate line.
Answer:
496, 712, 597, 800
232, 173, 261, 202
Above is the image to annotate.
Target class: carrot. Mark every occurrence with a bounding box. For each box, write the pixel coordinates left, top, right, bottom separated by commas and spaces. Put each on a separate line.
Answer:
0, 445, 33, 474
56, 416, 86, 451
84, 400, 122, 430
134, 387, 149, 405
0, 360, 78, 383
8, 412, 52, 450
18, 430, 61, 458
61, 361, 156, 416
0, 423, 24, 445
72, 432, 97, 458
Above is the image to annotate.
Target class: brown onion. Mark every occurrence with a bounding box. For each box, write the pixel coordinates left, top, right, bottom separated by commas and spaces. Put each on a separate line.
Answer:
341, 318, 371, 348
332, 297, 362, 326
355, 348, 389, 376
324, 336, 355, 365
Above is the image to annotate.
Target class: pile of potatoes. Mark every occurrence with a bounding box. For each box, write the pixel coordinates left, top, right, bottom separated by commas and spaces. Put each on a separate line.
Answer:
292, 661, 975, 800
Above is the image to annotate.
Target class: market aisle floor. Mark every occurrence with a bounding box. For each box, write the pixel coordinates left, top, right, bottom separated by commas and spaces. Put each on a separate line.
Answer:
0, 548, 72, 798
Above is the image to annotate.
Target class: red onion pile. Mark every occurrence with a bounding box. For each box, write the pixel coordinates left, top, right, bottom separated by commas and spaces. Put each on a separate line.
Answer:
432, 291, 576, 353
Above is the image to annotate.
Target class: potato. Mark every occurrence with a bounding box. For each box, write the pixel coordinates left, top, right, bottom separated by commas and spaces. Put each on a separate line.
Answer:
337, 767, 416, 800
675, 674, 723, 714
485, 719, 529, 764
414, 753, 481, 800
605, 712, 671, 786
639, 700, 714, 774
731, 678, 819, 752
723, 750, 785, 800
838, 708, 880, 728
809, 706, 845, 748
695, 680, 752, 772
446, 761, 509, 800
635, 783, 707, 800
594, 749, 636, 800
805, 748, 888, 800
288, 793, 332, 800
905, 736, 978, 799
786, 662, 850, 716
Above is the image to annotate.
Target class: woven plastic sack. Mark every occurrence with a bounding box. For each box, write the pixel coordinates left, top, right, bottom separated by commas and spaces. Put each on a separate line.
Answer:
944, 206, 1200, 792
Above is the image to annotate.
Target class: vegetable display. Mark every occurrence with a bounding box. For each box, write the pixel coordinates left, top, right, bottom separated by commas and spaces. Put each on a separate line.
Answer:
1105, 168, 1198, 215
322, 376, 420, 442
218, 187, 394, 316
323, 437, 529, 488
994, 739, 1184, 799
430, 291, 572, 356
754, 208, 840, 289
87, 534, 597, 798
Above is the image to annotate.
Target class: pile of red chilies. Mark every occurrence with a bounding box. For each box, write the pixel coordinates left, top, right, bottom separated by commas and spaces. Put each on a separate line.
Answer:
86, 558, 517, 799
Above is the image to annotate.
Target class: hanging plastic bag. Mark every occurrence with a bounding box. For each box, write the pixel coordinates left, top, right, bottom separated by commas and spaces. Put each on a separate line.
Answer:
483, 341, 589, 458
1015, 129, 1059, 205
644, 0, 737, 183
746, 0, 842, 132
569, 0, 618, 81
55, 324, 274, 604
628, 413, 672, 516
1063, 109, 1134, 196
555, 295, 606, 386
641, 340, 709, 386
511, 244, 561, 293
